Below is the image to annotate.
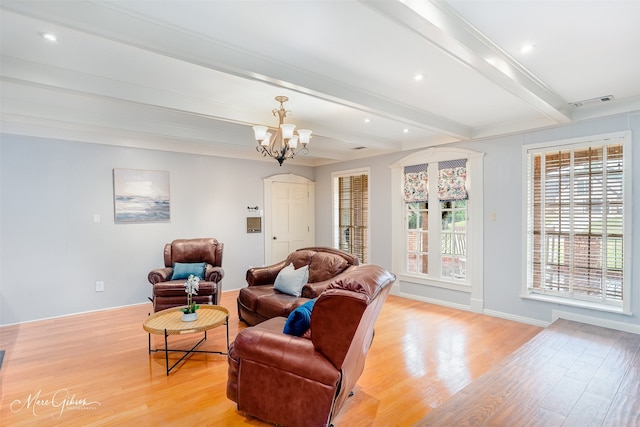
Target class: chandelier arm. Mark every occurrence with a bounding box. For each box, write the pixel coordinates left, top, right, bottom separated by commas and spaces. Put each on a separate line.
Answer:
290, 146, 309, 158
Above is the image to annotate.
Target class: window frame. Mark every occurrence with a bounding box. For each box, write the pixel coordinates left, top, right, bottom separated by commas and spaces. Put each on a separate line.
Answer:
521, 131, 632, 315
404, 167, 469, 281
332, 167, 370, 264
391, 147, 484, 311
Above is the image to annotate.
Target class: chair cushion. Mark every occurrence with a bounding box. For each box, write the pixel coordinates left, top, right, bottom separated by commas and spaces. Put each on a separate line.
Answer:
238, 285, 307, 319
283, 299, 316, 336
274, 263, 309, 297
171, 262, 206, 280
153, 281, 216, 296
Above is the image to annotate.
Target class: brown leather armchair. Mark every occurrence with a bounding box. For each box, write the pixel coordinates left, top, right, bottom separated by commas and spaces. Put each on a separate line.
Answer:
147, 238, 224, 312
227, 264, 395, 427
237, 247, 359, 325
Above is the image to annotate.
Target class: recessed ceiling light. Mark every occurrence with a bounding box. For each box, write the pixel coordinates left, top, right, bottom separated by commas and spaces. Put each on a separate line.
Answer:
40, 32, 59, 42
403, 129, 409, 134
520, 43, 534, 54
414, 74, 424, 81
364, 118, 371, 123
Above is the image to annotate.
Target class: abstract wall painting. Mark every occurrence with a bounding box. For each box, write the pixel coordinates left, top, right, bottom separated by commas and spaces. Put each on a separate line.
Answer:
113, 169, 170, 223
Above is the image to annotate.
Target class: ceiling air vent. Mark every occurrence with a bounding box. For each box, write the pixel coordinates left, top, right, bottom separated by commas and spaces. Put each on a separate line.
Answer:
569, 95, 614, 108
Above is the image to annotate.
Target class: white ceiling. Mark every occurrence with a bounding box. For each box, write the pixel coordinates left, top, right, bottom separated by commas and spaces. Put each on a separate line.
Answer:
1, 0, 639, 166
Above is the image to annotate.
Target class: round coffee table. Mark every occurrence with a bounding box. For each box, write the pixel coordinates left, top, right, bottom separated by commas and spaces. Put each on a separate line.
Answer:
143, 305, 229, 375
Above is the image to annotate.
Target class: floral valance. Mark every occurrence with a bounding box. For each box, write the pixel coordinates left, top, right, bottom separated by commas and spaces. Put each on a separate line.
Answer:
438, 159, 468, 201
403, 164, 428, 202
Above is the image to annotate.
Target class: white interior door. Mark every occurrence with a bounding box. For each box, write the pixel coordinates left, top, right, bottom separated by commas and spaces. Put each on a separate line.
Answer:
264, 175, 315, 264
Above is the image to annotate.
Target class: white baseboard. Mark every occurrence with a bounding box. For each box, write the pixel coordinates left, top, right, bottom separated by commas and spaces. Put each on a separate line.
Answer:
1, 301, 150, 327
483, 309, 550, 328
390, 282, 402, 296
552, 309, 640, 334
389, 292, 640, 333
396, 292, 550, 327
470, 297, 484, 314
398, 291, 472, 312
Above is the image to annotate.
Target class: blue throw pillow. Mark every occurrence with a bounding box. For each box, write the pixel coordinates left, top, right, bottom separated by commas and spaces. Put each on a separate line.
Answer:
283, 299, 316, 336
171, 262, 206, 280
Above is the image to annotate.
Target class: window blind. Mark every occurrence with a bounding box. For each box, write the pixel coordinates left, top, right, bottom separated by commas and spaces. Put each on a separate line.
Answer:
404, 164, 428, 202
530, 141, 624, 304
438, 159, 468, 201
338, 174, 368, 263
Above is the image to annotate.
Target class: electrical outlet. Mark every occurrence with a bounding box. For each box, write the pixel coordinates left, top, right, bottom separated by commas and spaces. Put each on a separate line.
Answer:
96, 281, 104, 292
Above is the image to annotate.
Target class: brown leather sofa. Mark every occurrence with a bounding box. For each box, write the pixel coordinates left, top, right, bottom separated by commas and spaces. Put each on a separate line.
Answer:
227, 264, 395, 427
147, 238, 224, 312
237, 247, 359, 325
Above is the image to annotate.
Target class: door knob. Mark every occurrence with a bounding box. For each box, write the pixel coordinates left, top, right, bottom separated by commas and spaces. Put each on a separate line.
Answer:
273, 236, 277, 240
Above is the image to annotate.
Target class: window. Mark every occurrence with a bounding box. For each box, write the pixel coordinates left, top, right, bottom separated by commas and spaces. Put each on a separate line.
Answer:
333, 169, 369, 263
392, 147, 484, 301
404, 160, 468, 280
524, 132, 631, 313
440, 200, 468, 279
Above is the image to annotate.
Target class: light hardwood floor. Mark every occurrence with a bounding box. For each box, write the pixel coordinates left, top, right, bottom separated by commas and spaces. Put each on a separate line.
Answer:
416, 319, 640, 427
1, 290, 543, 426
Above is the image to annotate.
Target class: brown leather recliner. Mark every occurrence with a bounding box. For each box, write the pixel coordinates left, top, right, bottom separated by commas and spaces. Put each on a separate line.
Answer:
147, 238, 224, 312
227, 264, 395, 427
237, 247, 359, 325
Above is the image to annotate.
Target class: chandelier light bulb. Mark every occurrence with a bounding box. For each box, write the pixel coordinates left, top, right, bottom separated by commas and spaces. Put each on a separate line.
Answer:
280, 124, 296, 140
252, 125, 268, 142
297, 129, 312, 145
261, 132, 272, 146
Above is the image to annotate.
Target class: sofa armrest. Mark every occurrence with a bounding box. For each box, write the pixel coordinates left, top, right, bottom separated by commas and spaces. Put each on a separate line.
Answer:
301, 265, 359, 298
148, 267, 173, 285
232, 319, 339, 386
300, 281, 331, 299
205, 265, 224, 283
246, 261, 287, 287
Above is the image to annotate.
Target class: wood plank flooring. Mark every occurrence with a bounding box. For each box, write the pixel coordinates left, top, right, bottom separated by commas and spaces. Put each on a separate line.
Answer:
2, 289, 546, 426
416, 319, 640, 427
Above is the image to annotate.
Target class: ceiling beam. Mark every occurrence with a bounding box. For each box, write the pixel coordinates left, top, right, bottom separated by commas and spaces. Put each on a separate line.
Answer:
360, 0, 571, 124
0, 0, 472, 140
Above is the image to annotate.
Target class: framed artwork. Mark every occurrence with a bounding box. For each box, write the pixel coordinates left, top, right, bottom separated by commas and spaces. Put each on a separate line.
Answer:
113, 168, 170, 223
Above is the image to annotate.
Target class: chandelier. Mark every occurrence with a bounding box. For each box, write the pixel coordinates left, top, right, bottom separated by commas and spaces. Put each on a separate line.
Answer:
252, 96, 312, 166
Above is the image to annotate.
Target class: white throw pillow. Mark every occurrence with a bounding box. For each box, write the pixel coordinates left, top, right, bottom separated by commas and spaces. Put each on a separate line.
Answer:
274, 263, 310, 297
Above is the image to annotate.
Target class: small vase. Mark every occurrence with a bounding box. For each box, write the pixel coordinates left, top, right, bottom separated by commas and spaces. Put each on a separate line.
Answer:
182, 312, 198, 322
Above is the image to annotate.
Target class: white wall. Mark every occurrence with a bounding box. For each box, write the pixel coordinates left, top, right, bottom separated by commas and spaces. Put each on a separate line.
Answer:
0, 134, 313, 325
315, 111, 640, 330
2, 111, 639, 330
314, 155, 395, 271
